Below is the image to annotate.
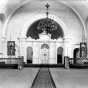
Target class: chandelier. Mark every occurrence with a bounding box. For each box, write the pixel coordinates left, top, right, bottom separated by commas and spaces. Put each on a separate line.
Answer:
37, 3, 57, 34
37, 18, 58, 33
26, 3, 64, 39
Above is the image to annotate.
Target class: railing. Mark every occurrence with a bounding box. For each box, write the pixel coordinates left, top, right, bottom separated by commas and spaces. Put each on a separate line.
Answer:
0, 57, 24, 64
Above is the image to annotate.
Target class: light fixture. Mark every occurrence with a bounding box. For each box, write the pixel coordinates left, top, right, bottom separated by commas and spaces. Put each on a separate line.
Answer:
37, 3, 58, 33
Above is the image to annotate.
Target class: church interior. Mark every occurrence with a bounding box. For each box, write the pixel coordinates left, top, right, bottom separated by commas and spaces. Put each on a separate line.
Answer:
0, 0, 88, 66
0, 0, 88, 88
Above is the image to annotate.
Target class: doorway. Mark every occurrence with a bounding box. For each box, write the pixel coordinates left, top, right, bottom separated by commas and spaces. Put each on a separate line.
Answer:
57, 47, 63, 64
41, 44, 49, 64
27, 47, 33, 63
73, 48, 80, 64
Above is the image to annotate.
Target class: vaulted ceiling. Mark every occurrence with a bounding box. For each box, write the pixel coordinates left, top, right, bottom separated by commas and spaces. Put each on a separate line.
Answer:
0, 0, 88, 22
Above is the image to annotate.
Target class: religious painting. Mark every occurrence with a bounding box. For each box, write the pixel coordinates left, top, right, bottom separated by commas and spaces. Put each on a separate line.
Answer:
7, 41, 15, 56
80, 42, 87, 57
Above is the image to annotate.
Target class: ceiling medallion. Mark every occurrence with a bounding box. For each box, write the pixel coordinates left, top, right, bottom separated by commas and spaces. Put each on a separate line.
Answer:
37, 3, 58, 34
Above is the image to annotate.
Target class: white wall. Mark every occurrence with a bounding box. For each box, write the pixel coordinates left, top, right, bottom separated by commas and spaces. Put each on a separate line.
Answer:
0, 1, 86, 62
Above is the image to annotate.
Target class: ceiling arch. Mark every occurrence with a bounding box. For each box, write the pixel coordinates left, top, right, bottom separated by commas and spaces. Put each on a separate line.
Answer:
2, 0, 86, 43
26, 18, 64, 39
85, 17, 88, 41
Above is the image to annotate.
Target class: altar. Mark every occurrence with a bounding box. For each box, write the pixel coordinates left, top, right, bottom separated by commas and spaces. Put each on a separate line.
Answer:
18, 31, 64, 64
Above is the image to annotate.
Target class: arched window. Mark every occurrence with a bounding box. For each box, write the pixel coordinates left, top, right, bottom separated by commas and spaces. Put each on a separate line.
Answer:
41, 44, 49, 49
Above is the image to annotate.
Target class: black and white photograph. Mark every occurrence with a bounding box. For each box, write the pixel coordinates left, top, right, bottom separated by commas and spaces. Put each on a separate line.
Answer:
0, 0, 88, 88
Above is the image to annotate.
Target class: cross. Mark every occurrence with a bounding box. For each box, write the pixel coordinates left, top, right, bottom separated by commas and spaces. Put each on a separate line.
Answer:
45, 3, 50, 18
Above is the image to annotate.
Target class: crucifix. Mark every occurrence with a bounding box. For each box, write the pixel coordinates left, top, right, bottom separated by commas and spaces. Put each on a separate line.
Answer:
45, 3, 50, 18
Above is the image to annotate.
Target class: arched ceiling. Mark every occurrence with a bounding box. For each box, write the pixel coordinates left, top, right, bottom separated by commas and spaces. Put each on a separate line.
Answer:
0, 0, 87, 43
4, 0, 84, 43
0, 0, 88, 21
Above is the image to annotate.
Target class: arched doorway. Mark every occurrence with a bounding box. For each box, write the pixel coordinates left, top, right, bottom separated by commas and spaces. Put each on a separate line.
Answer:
73, 48, 80, 64
57, 47, 63, 64
27, 47, 33, 63
41, 44, 49, 64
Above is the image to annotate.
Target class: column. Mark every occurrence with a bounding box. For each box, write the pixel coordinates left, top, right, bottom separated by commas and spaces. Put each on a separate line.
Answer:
49, 42, 56, 64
